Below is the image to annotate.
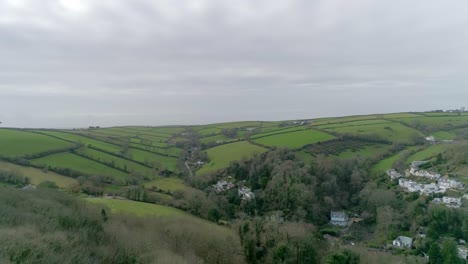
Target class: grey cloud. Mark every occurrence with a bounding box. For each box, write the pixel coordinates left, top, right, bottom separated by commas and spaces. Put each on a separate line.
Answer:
0, 0, 468, 127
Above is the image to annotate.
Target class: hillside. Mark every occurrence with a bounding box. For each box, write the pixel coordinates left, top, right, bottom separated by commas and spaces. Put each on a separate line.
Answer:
1, 111, 468, 263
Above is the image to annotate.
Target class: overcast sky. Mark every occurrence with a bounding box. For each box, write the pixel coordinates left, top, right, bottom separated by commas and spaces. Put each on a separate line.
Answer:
1, 0, 467, 128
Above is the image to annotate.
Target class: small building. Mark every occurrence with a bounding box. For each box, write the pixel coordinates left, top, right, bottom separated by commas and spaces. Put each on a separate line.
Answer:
438, 178, 464, 189
458, 246, 468, 260
22, 184, 37, 191
238, 186, 255, 200
393, 236, 413, 248
425, 136, 436, 143
386, 169, 403, 180
442, 196, 462, 208
330, 211, 349, 227
421, 183, 440, 195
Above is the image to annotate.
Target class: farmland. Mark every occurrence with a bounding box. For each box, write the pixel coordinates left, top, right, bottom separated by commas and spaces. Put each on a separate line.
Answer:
406, 143, 455, 162
253, 129, 335, 148
85, 197, 188, 217
144, 177, 189, 192
0, 160, 77, 188
35, 130, 122, 153
196, 141, 267, 175
32, 152, 128, 180
0, 129, 73, 157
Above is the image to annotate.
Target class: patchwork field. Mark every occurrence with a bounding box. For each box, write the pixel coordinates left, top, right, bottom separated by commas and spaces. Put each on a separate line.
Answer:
0, 129, 73, 157
253, 129, 335, 148
37, 130, 122, 153
320, 122, 423, 144
396, 115, 468, 131
331, 144, 391, 159
197, 141, 267, 175
371, 146, 421, 174
0, 160, 77, 188
32, 152, 128, 180
431, 131, 457, 140
76, 148, 154, 176
126, 148, 178, 171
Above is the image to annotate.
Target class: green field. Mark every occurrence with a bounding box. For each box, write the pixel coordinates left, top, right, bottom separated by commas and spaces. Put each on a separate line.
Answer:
332, 144, 391, 159
0, 161, 77, 188
251, 126, 303, 139
32, 153, 128, 180
0, 129, 73, 157
200, 134, 232, 144
144, 177, 189, 192
397, 116, 468, 131
406, 143, 454, 162
317, 119, 391, 129
37, 130, 122, 153
431, 131, 457, 140
76, 148, 154, 176
253, 129, 335, 148
321, 122, 423, 144
85, 198, 188, 217
197, 141, 267, 175
371, 146, 420, 174
126, 148, 178, 171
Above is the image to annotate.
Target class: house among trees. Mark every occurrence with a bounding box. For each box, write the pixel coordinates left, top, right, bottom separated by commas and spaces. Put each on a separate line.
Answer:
392, 236, 413, 248
432, 196, 462, 208
238, 186, 255, 200
386, 169, 402, 180
330, 211, 349, 227
458, 246, 468, 260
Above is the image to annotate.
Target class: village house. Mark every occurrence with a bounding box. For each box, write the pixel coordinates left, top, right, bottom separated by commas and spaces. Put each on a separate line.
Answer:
386, 169, 403, 180
411, 169, 441, 180
330, 211, 349, 227
393, 236, 413, 248
438, 178, 464, 189
425, 135, 436, 143
399, 179, 422, 193
421, 183, 444, 195
443, 196, 462, 208
212, 180, 235, 193
238, 186, 255, 200
458, 246, 468, 260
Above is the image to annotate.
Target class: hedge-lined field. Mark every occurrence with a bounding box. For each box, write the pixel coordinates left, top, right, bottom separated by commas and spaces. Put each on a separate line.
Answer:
0, 129, 73, 157
253, 129, 335, 148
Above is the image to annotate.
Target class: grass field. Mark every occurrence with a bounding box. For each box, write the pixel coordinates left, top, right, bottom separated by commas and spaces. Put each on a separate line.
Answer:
196, 141, 267, 175
38, 130, 122, 153
317, 119, 391, 129
200, 134, 232, 144
126, 148, 178, 171
406, 143, 454, 162
371, 146, 420, 174
251, 126, 303, 139
0, 161, 77, 188
32, 152, 128, 180
85, 198, 188, 217
431, 131, 457, 140
321, 122, 423, 144
331, 144, 391, 159
253, 129, 335, 148
77, 148, 154, 176
397, 116, 468, 131
0, 129, 73, 157
144, 177, 189, 192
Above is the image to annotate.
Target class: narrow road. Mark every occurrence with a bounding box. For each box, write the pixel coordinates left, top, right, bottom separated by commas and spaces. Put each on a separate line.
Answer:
185, 161, 194, 178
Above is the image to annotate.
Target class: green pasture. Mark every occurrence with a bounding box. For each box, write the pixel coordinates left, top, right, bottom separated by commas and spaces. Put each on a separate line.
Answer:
196, 141, 267, 175
38, 130, 122, 153
200, 134, 231, 144
397, 116, 468, 131
0, 129, 73, 158
316, 119, 391, 129
431, 131, 457, 140
406, 143, 455, 162
370, 146, 420, 174
0, 161, 77, 188
331, 144, 391, 159
32, 152, 128, 180
77, 148, 154, 176
85, 198, 187, 217
144, 177, 189, 192
253, 129, 335, 148
251, 126, 304, 139
322, 122, 423, 144
126, 148, 178, 171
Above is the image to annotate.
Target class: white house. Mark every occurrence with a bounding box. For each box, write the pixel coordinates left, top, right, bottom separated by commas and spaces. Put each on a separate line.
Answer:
387, 169, 403, 180
330, 211, 349, 227
438, 178, 464, 189
442, 196, 462, 208
425, 136, 436, 143
421, 183, 440, 195
238, 186, 255, 200
458, 246, 468, 260
393, 236, 413, 248
399, 179, 421, 193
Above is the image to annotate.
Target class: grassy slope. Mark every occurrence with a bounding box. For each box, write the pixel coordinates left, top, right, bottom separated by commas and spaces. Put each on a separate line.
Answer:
37, 130, 122, 153
0, 161, 77, 188
77, 147, 154, 176
332, 144, 391, 159
406, 143, 454, 162
371, 146, 420, 174
144, 177, 189, 192
126, 148, 178, 171
0, 129, 72, 157
85, 198, 188, 217
253, 129, 335, 148
32, 152, 128, 180
197, 141, 267, 175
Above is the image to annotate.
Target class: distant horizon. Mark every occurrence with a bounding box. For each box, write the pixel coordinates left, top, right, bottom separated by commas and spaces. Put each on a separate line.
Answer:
1, 109, 465, 130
